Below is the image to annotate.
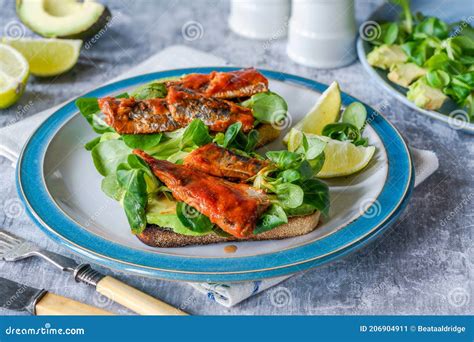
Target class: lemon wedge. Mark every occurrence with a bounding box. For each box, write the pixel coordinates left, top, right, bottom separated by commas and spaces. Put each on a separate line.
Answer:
317, 136, 375, 178
284, 81, 341, 143
0, 44, 29, 109
3, 38, 82, 77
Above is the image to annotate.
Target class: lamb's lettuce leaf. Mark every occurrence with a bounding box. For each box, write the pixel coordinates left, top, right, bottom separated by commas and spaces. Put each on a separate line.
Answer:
254, 204, 288, 235
91, 139, 131, 176
176, 202, 214, 234
241, 91, 288, 124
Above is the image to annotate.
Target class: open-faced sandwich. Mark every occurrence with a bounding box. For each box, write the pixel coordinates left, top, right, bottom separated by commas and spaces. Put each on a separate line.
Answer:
77, 69, 375, 247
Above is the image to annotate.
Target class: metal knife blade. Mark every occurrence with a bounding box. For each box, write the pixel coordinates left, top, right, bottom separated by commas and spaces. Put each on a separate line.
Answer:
0, 277, 46, 315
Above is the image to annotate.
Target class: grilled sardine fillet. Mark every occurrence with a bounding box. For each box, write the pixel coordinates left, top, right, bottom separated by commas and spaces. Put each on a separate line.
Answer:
167, 86, 254, 132
183, 143, 268, 180
169, 68, 269, 99
98, 97, 180, 134
98, 88, 254, 134
134, 150, 270, 238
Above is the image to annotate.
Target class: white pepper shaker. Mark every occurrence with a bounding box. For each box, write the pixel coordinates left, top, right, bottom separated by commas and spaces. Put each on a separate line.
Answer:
228, 0, 291, 40
287, 0, 357, 68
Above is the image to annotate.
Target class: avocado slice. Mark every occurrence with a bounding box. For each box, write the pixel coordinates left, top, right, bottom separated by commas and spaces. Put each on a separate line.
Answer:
407, 77, 448, 110
146, 196, 211, 237
367, 44, 408, 70
16, 0, 111, 40
388, 63, 426, 88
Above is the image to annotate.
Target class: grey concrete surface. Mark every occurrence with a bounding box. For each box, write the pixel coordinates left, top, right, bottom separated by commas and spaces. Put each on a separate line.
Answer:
0, 0, 472, 315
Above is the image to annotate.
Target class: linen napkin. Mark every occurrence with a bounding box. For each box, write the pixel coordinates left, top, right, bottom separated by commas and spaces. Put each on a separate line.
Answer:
0, 45, 439, 307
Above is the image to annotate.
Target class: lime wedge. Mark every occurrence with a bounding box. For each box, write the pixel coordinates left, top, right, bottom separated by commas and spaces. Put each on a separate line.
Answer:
0, 44, 29, 109
284, 81, 341, 143
317, 138, 375, 178
3, 38, 82, 77
286, 128, 304, 152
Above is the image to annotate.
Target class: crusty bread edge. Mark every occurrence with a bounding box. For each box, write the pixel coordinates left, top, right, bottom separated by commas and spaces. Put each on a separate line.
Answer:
137, 211, 320, 248
255, 123, 281, 147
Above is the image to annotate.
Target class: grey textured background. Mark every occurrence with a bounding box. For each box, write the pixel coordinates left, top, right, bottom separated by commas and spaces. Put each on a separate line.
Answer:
0, 0, 472, 315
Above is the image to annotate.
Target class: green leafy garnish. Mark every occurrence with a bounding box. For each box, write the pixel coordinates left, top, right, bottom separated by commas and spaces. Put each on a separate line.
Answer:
254, 204, 288, 235
367, 0, 474, 120
241, 91, 288, 124
122, 133, 163, 150
176, 202, 214, 234
91, 139, 131, 176
116, 163, 148, 234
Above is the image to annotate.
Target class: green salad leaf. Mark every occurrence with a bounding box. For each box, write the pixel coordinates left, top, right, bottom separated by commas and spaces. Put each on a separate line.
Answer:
287, 178, 330, 217
116, 164, 148, 234
341, 102, 367, 130
148, 119, 212, 161
176, 202, 214, 234
122, 133, 163, 150
91, 139, 131, 176
241, 91, 288, 124
368, 0, 474, 118
215, 122, 260, 153
254, 204, 288, 235
76, 98, 113, 134
101, 174, 124, 201
275, 183, 304, 209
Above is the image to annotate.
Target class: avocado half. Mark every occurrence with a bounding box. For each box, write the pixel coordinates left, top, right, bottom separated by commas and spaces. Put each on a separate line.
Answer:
16, 0, 112, 40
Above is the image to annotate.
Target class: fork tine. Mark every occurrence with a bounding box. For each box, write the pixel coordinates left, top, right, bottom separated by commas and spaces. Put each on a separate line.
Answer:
0, 243, 11, 251
0, 235, 19, 246
0, 231, 22, 243
0, 240, 14, 249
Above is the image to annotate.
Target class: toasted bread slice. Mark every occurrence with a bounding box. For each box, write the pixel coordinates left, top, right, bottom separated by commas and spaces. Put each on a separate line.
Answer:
137, 211, 320, 248
255, 123, 280, 147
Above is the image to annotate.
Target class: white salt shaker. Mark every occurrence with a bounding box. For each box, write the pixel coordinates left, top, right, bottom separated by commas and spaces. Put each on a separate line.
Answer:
228, 0, 291, 40
287, 0, 357, 68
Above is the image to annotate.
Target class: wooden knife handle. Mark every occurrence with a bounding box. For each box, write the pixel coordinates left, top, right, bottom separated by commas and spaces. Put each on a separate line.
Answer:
35, 293, 112, 315
96, 276, 188, 315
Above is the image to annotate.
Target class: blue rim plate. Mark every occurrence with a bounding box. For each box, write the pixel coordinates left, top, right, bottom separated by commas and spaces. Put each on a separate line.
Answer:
16, 67, 414, 282
356, 0, 474, 134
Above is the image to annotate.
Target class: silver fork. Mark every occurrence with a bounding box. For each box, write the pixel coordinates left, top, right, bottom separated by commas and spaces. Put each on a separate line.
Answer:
0, 231, 78, 271
0, 230, 187, 315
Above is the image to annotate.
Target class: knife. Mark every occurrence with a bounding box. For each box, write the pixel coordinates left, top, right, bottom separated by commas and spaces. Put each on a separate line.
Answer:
0, 277, 112, 315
